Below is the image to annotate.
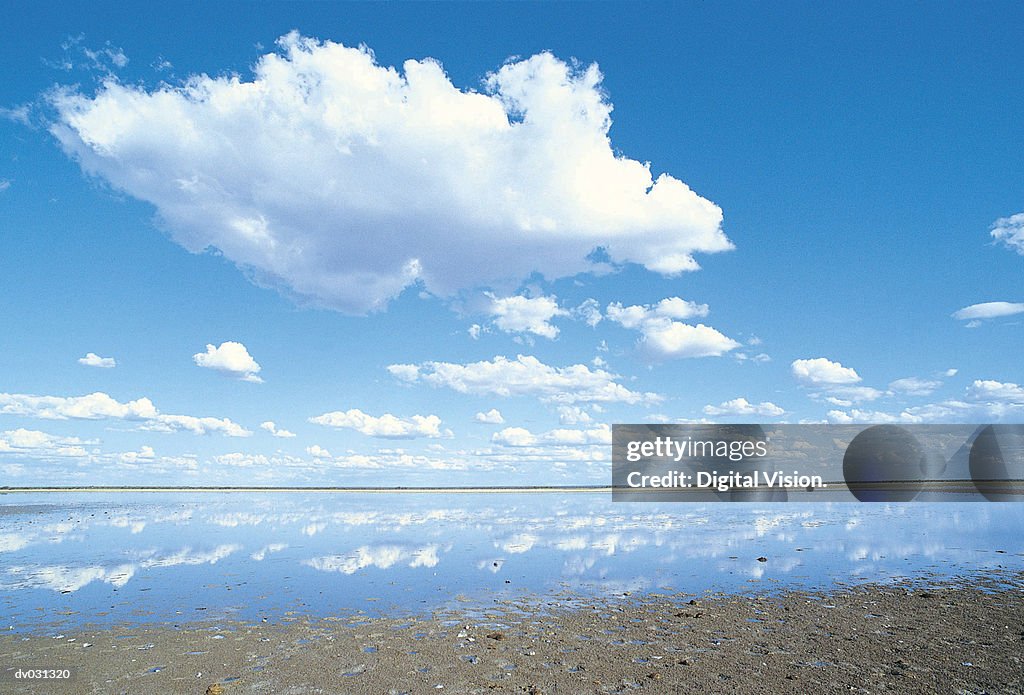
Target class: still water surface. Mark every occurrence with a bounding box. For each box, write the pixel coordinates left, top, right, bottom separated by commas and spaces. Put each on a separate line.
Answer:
1, 492, 1022, 631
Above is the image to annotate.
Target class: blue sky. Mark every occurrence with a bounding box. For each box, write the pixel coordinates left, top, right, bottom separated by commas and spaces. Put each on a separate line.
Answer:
1, 2, 1022, 486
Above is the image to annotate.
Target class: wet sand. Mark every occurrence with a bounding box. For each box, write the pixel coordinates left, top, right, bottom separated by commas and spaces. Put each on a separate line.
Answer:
2, 572, 1022, 694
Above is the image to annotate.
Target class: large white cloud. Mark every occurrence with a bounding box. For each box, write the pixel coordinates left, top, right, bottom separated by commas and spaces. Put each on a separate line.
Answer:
193, 341, 263, 382
309, 408, 450, 439
48, 33, 731, 314
606, 297, 738, 359
991, 213, 1024, 255
0, 391, 250, 436
387, 354, 660, 405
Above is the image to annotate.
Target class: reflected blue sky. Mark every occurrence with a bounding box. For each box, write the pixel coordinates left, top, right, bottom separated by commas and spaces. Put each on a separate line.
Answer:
1, 493, 1022, 631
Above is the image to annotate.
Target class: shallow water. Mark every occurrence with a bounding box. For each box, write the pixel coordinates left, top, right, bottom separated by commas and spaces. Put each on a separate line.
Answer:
1, 492, 1022, 631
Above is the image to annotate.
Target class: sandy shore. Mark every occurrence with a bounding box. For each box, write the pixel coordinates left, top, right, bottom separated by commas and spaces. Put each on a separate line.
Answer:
2, 572, 1022, 694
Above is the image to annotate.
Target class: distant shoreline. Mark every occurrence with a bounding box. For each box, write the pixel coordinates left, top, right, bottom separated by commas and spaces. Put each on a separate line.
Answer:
1, 480, 1019, 496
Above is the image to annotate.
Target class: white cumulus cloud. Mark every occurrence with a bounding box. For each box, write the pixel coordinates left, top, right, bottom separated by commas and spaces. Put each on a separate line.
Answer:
78, 352, 116, 368
49, 33, 731, 314
310, 408, 450, 439
193, 341, 263, 382
492, 424, 611, 447
0, 429, 90, 458
487, 293, 568, 339
703, 398, 785, 417
991, 213, 1024, 254
606, 297, 738, 358
0, 391, 250, 436
474, 409, 505, 424
557, 405, 593, 425
791, 358, 862, 386
260, 421, 296, 438
827, 409, 922, 424
966, 380, 1024, 402
387, 354, 660, 405
491, 426, 537, 447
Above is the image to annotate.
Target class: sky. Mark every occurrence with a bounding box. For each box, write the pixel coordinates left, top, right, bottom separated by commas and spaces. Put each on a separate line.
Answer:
1, 2, 1022, 486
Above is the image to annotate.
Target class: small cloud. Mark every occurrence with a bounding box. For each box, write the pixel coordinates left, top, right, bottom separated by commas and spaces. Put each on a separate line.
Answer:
0, 391, 249, 436
260, 421, 296, 438
48, 35, 129, 74
492, 423, 610, 447
574, 298, 603, 327
0, 428, 91, 458
78, 352, 116, 369
821, 385, 884, 403
966, 379, 1024, 402
606, 297, 738, 359
0, 105, 32, 126
0, 179, 10, 192
193, 341, 263, 383
306, 444, 332, 458
943, 368, 958, 377
310, 408, 450, 439
952, 301, 1024, 322
492, 426, 537, 447
119, 445, 155, 463
791, 357, 861, 386
990, 212, 1024, 255
888, 377, 941, 397
703, 397, 785, 418
474, 409, 505, 424
826, 409, 921, 425
388, 354, 660, 405
557, 405, 593, 425
487, 293, 568, 339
